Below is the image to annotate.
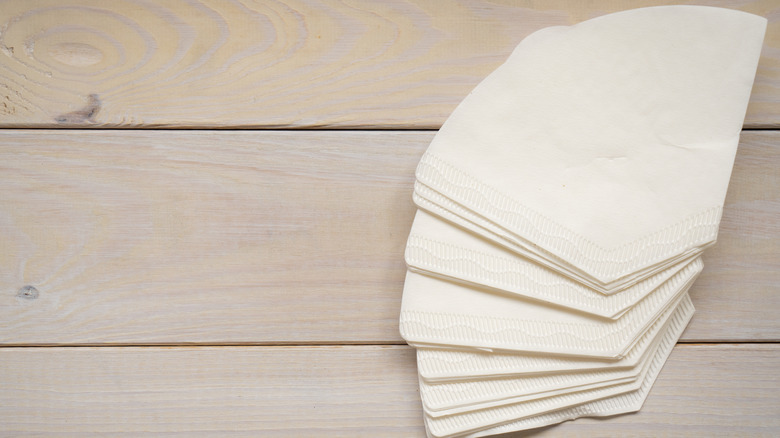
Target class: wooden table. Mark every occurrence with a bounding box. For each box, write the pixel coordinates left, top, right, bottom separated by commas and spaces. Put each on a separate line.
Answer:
1, 2, 778, 436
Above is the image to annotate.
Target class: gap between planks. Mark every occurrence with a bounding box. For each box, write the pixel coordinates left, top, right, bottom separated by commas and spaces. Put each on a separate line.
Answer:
0, 341, 778, 349
0, 126, 776, 131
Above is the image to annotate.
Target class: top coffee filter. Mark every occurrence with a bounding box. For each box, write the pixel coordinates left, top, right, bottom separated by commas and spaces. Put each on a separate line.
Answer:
414, 6, 766, 291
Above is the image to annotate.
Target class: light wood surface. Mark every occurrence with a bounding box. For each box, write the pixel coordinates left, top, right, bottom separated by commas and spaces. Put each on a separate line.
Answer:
2, 2, 778, 436
1, 130, 778, 345
0, 344, 778, 436
0, 0, 779, 129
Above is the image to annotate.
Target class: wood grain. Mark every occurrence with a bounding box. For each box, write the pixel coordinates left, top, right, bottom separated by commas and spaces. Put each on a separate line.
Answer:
684, 131, 780, 342
0, 344, 778, 436
0, 130, 421, 344
0, 0, 778, 129
509, 344, 780, 437
1, 130, 778, 345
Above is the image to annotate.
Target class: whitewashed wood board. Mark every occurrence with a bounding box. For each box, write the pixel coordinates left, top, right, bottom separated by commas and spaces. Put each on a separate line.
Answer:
0, 344, 778, 436
1, 130, 777, 344
0, 0, 779, 128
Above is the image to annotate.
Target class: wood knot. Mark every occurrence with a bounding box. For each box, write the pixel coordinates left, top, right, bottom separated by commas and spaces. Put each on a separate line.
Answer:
17, 285, 39, 300
55, 94, 101, 124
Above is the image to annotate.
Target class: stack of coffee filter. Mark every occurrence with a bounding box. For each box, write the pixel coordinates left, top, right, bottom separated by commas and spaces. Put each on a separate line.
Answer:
398, 6, 765, 437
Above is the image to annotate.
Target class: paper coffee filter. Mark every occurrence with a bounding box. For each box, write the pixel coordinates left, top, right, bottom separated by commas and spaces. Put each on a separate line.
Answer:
424, 329, 655, 438
419, 307, 670, 416
414, 181, 702, 295
416, 285, 691, 382
400, 260, 700, 358
402, 6, 765, 436
415, 6, 766, 290
421, 367, 636, 416
422, 294, 692, 438
420, 290, 686, 416
406, 209, 695, 318
463, 295, 694, 438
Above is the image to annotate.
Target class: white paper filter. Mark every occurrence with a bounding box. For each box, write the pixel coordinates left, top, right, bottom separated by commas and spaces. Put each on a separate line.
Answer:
400, 261, 700, 358
421, 367, 637, 416
419, 288, 692, 415
406, 210, 694, 317
415, 283, 691, 382
414, 6, 766, 291
413, 183, 701, 295
399, 5, 765, 437
420, 320, 657, 415
423, 295, 694, 438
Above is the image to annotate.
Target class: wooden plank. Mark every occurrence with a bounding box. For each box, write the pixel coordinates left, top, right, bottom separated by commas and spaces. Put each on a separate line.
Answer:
0, 130, 420, 344
0, 345, 422, 436
501, 344, 780, 436
1, 130, 778, 344
684, 131, 780, 342
0, 344, 778, 436
0, 0, 778, 129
